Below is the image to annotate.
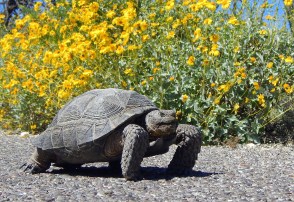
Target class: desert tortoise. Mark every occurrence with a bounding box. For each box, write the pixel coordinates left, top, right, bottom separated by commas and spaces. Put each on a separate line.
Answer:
22, 88, 202, 180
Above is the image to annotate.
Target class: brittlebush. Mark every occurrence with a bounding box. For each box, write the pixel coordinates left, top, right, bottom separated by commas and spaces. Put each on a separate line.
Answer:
0, 0, 293, 143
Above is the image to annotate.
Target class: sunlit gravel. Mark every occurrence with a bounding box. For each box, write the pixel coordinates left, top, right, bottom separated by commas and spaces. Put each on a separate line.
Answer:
0, 131, 293, 201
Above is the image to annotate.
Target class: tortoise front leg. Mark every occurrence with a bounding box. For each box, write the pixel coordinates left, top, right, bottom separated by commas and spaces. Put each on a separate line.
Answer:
121, 124, 149, 181
21, 148, 53, 174
167, 124, 202, 175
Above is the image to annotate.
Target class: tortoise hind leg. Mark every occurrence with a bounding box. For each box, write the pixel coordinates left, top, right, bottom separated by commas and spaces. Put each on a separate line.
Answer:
121, 124, 149, 181
21, 148, 53, 174
167, 124, 202, 175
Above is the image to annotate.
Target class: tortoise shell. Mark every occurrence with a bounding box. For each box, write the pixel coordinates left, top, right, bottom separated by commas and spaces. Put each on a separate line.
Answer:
31, 89, 157, 150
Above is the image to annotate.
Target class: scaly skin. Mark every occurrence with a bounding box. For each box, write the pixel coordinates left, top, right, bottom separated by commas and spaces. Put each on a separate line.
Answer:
121, 124, 149, 181
167, 124, 202, 175
21, 148, 53, 173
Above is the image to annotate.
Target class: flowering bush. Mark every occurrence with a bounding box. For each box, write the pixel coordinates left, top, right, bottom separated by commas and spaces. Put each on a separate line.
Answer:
0, 0, 293, 143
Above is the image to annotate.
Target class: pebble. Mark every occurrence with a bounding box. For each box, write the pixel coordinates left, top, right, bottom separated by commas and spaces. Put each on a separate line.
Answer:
19, 132, 31, 138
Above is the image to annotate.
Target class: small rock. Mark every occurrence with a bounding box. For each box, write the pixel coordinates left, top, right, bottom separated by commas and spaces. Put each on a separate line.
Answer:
246, 143, 257, 148
20, 132, 30, 138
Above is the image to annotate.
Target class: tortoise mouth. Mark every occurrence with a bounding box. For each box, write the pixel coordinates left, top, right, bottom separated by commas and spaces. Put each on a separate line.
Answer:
158, 119, 178, 126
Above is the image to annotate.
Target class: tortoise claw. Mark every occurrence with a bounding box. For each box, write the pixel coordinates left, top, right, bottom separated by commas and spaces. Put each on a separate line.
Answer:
20, 162, 46, 174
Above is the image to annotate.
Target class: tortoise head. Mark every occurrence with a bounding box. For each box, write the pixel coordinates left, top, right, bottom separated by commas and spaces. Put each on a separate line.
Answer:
145, 110, 178, 137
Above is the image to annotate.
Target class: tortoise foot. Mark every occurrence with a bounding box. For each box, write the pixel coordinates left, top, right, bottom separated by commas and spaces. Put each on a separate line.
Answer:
124, 171, 143, 181
20, 162, 47, 174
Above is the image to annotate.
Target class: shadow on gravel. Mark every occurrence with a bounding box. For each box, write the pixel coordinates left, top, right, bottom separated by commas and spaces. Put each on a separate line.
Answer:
49, 166, 220, 180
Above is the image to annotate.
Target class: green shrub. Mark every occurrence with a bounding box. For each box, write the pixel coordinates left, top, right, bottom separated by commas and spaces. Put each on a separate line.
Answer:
0, 0, 293, 144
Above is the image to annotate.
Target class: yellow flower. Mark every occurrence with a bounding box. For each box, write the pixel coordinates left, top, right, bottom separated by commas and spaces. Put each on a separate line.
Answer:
271, 78, 279, 86
58, 90, 70, 99
233, 103, 240, 114
265, 15, 274, 20
211, 83, 216, 87
4, 79, 19, 89
284, 0, 293, 6
152, 67, 160, 74
218, 84, 231, 93
22, 79, 34, 91
106, 10, 116, 19
139, 20, 148, 31
124, 68, 134, 76
283, 84, 293, 94
169, 76, 175, 81
199, 46, 208, 53
250, 57, 257, 63
62, 79, 73, 89
81, 70, 93, 79
214, 96, 221, 105
127, 45, 141, 50
166, 31, 175, 39
210, 34, 219, 43
181, 94, 189, 103
34, 2, 42, 11
176, 111, 182, 120
234, 62, 241, 66
202, 59, 210, 66
203, 18, 212, 25
112, 17, 128, 27
141, 80, 147, 86
149, 13, 156, 19
165, 0, 175, 10
142, 35, 150, 42
253, 82, 260, 90
279, 55, 285, 60
189, 4, 201, 12
183, 0, 191, 6
217, 0, 231, 9
284, 56, 294, 63
116, 46, 124, 55
31, 124, 37, 130
209, 44, 220, 56
241, 73, 247, 79
172, 19, 181, 29
0, 14, 5, 23
266, 62, 273, 68
121, 81, 127, 88
193, 28, 202, 41
257, 94, 266, 108
187, 56, 195, 66
228, 16, 239, 25
42, 25, 49, 36
49, 30, 56, 36
89, 2, 99, 12
166, 16, 174, 23
205, 2, 217, 11
258, 30, 267, 35
260, 2, 268, 8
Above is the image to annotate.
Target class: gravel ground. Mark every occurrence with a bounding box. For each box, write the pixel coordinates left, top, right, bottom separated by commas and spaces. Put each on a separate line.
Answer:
0, 131, 293, 202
